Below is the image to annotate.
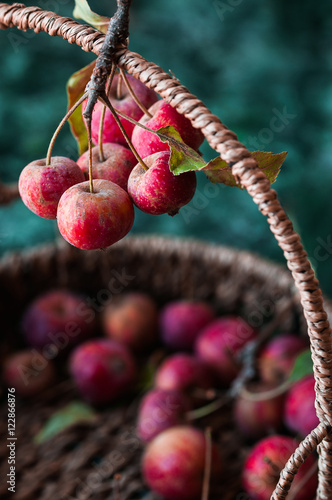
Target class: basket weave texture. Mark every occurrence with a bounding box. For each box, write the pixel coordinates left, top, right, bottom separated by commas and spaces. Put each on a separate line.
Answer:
0, 3, 332, 498
0, 236, 329, 500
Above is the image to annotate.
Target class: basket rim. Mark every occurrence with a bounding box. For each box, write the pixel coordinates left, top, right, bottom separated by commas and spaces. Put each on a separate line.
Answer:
1, 234, 331, 313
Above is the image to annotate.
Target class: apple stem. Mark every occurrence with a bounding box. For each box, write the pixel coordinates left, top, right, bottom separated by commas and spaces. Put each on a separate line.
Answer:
85, 116, 94, 193
229, 300, 294, 399
113, 473, 123, 500
46, 92, 88, 166
116, 71, 123, 100
119, 68, 153, 118
98, 64, 117, 163
239, 380, 292, 401
186, 397, 228, 421
202, 427, 212, 500
99, 93, 149, 171
263, 456, 281, 475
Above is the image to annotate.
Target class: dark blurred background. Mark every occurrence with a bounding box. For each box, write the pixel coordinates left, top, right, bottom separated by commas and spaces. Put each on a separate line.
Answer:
0, 0, 332, 295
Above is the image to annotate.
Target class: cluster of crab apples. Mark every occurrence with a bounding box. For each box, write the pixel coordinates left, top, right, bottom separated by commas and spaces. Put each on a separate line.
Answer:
3, 288, 319, 499
18, 74, 203, 250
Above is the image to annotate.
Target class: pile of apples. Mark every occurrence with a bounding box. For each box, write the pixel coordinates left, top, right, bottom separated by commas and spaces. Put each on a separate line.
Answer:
2, 288, 319, 500
18, 74, 203, 250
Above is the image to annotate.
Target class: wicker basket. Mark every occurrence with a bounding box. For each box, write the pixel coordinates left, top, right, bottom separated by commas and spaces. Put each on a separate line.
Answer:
0, 3, 332, 499
0, 236, 328, 500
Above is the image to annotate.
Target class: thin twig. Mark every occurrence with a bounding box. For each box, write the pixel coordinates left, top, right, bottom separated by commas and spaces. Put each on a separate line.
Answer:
116, 70, 123, 100
98, 64, 116, 162
98, 93, 148, 171
83, 0, 133, 125
202, 427, 212, 500
46, 92, 88, 166
84, 114, 94, 193
120, 68, 153, 117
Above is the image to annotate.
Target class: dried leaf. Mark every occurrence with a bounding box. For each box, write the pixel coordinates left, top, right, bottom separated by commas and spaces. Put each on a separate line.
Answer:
203, 151, 287, 187
156, 126, 287, 188
73, 0, 110, 33
66, 60, 95, 156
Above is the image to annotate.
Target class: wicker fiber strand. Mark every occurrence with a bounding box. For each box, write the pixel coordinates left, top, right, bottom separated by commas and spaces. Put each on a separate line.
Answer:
1, 3, 332, 497
272, 423, 331, 500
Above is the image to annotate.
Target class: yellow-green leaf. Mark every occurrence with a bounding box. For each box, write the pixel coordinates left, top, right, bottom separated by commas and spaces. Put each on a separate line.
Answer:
66, 60, 95, 156
152, 126, 287, 188
34, 401, 96, 444
203, 151, 287, 187
73, 0, 110, 33
157, 126, 206, 173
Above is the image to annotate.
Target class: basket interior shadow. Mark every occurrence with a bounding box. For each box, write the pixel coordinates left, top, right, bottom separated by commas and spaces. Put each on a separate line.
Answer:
0, 236, 329, 500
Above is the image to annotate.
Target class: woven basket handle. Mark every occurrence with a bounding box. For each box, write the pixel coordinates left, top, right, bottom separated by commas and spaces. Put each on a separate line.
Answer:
1, 4, 332, 498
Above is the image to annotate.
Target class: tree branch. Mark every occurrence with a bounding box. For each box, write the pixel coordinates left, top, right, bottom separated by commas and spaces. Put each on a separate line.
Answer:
83, 0, 133, 121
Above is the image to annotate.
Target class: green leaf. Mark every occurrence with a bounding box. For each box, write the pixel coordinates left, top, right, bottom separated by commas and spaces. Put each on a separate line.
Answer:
66, 61, 95, 156
137, 362, 156, 392
156, 126, 207, 174
203, 150, 288, 187
251, 150, 287, 185
73, 0, 110, 33
288, 349, 313, 383
202, 157, 239, 187
155, 126, 287, 188
34, 401, 96, 444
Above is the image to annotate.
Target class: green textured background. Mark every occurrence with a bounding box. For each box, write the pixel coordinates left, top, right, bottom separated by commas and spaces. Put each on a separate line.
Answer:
0, 0, 332, 296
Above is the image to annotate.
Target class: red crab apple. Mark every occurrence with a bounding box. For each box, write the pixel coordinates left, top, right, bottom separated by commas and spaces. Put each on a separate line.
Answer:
159, 299, 215, 350
234, 381, 285, 440
128, 151, 197, 216
142, 426, 222, 500
284, 375, 319, 438
82, 73, 158, 146
69, 339, 136, 404
195, 316, 257, 386
76, 143, 136, 191
137, 388, 192, 443
22, 289, 96, 352
131, 99, 205, 159
155, 353, 215, 393
258, 333, 308, 385
103, 292, 158, 352
3, 350, 56, 397
57, 179, 134, 250
18, 157, 85, 219
242, 434, 318, 500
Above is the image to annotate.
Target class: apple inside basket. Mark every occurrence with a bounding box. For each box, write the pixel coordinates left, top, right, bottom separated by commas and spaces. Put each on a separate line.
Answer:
0, 236, 325, 500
